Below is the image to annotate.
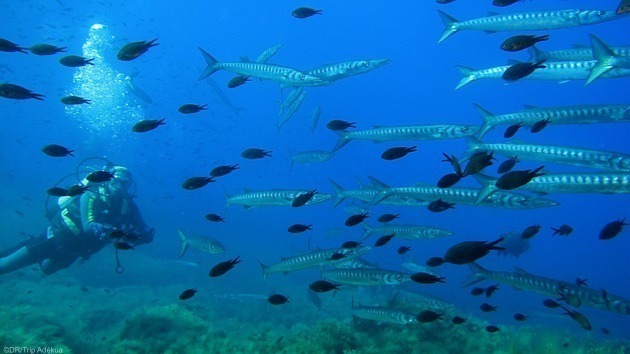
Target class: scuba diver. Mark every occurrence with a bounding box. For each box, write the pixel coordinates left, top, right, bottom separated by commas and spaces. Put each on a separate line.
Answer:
0, 162, 154, 275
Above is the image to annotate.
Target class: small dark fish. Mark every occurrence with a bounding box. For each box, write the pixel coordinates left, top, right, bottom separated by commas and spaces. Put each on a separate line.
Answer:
210, 164, 239, 178
601, 327, 610, 335
497, 156, 519, 174
551, 224, 573, 236
80, 286, 89, 293
61, 95, 91, 105
452, 316, 466, 324
30, 44, 67, 55
543, 299, 561, 308
117, 39, 159, 61
205, 214, 226, 222
502, 60, 547, 81
397, 246, 411, 255
410, 272, 445, 284
485, 284, 500, 298
427, 199, 455, 213
496, 166, 544, 190
132, 118, 165, 133
513, 313, 528, 321
209, 256, 241, 277
437, 173, 462, 188
561, 306, 592, 331
0, 83, 44, 100
59, 55, 94, 67
599, 218, 627, 240
67, 184, 90, 196
530, 118, 551, 133
486, 325, 500, 333
291, 7, 322, 19
292, 189, 317, 207
470, 287, 485, 296
377, 213, 399, 223
464, 151, 495, 176
575, 278, 588, 287
268, 294, 290, 305
86, 170, 115, 183
436, 0, 457, 3
618, 0, 630, 14
47, 187, 69, 197
241, 148, 272, 159
309, 280, 340, 293
493, 0, 521, 6
480, 303, 497, 312
329, 252, 346, 261
500, 35, 549, 52
326, 120, 356, 131
521, 224, 542, 239
416, 310, 443, 323
425, 257, 444, 267
182, 177, 215, 190
179, 288, 198, 300
0, 38, 28, 53
374, 232, 396, 247
345, 212, 369, 226
288, 224, 312, 234
504, 122, 523, 138
341, 241, 362, 249
42, 144, 74, 157
114, 241, 134, 250
443, 238, 505, 264
227, 75, 251, 88
381, 146, 417, 161
178, 104, 207, 114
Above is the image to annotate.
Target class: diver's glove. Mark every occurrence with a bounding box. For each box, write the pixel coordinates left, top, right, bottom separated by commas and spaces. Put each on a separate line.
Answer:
92, 223, 115, 240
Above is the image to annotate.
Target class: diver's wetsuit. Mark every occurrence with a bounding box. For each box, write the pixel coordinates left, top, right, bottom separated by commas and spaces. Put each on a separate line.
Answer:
0, 188, 153, 275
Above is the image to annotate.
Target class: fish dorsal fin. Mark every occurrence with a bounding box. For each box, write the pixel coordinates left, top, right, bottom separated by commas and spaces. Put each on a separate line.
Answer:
412, 182, 431, 187
514, 266, 529, 274
243, 187, 253, 193
240, 55, 250, 62
571, 43, 588, 49
487, 11, 500, 16
373, 124, 384, 129
522, 104, 539, 110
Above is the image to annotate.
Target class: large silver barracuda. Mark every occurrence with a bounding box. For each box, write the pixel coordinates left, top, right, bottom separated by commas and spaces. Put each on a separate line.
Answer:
368, 176, 558, 210
322, 268, 411, 286
475, 173, 630, 204
290, 150, 335, 168
197, 48, 329, 86
306, 59, 391, 82
178, 230, 225, 257
351, 304, 417, 325
528, 44, 630, 62
255, 43, 282, 63
258, 246, 372, 278
464, 140, 630, 172
455, 60, 630, 90
475, 103, 630, 139
332, 124, 479, 151
226, 189, 332, 208
588, 34, 630, 84
328, 178, 429, 207
361, 223, 453, 240
464, 263, 630, 315
277, 89, 308, 131
438, 9, 625, 43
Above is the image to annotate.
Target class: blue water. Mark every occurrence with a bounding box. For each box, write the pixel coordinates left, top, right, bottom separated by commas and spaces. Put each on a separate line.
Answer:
0, 0, 628, 352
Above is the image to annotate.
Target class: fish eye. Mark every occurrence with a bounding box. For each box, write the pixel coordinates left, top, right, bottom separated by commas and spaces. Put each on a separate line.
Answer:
362, 61, 369, 67
347, 249, 354, 255
300, 74, 306, 80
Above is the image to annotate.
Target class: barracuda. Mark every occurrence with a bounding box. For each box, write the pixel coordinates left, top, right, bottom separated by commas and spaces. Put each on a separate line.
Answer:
587, 34, 630, 85
368, 176, 558, 210
323, 268, 411, 286
361, 223, 453, 240
258, 246, 372, 278
332, 124, 479, 151
178, 230, 225, 257
351, 304, 417, 325
455, 60, 630, 90
290, 150, 334, 168
278, 89, 308, 131
464, 263, 630, 315
529, 45, 630, 62
475, 173, 630, 204
197, 48, 329, 86
438, 9, 625, 43
255, 43, 282, 63
226, 189, 332, 208
475, 103, 630, 139
464, 140, 630, 172
306, 59, 391, 82
328, 178, 429, 207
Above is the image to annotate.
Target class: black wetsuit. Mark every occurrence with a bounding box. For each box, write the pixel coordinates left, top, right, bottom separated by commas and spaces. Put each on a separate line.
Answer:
0, 189, 153, 275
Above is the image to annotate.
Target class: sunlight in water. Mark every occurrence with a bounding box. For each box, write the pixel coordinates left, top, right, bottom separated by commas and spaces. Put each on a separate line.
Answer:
65, 23, 143, 138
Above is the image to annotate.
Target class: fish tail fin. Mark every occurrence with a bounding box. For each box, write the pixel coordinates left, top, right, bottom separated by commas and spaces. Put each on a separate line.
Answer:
437, 10, 459, 43
586, 34, 615, 86
462, 262, 488, 287
360, 222, 373, 240
366, 175, 390, 189
328, 178, 346, 207
471, 173, 498, 205
332, 131, 350, 152
535, 34, 550, 43
454, 65, 477, 90
224, 188, 232, 208
461, 136, 480, 162
257, 260, 269, 280
198, 48, 219, 81
527, 45, 545, 62
473, 103, 495, 139
487, 237, 505, 251
178, 229, 189, 257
